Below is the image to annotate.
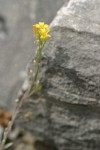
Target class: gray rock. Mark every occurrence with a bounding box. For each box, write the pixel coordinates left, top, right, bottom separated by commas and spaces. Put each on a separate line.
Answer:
0, 0, 65, 109
17, 0, 100, 150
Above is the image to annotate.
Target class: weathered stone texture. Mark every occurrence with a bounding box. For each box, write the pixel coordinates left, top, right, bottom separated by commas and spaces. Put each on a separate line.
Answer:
17, 0, 100, 150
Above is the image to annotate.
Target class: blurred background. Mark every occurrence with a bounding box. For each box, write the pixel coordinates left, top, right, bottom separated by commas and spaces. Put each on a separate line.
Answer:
0, 0, 66, 109
0, 0, 66, 149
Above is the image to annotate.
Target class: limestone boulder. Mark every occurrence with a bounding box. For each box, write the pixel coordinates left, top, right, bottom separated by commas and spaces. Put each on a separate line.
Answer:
17, 0, 100, 150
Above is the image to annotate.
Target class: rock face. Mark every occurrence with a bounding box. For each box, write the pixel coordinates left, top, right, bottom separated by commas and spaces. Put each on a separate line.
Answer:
0, 0, 65, 109
17, 0, 100, 150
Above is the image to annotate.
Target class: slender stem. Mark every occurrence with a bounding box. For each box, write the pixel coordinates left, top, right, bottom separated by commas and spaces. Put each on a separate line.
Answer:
34, 49, 41, 80
0, 89, 30, 150
0, 40, 45, 150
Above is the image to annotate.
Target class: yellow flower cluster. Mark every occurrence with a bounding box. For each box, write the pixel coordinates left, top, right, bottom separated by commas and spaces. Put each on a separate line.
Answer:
33, 22, 51, 41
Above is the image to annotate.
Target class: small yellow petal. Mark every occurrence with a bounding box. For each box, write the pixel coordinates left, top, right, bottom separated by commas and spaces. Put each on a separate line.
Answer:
33, 25, 38, 35
44, 24, 49, 28
39, 22, 44, 26
35, 24, 39, 28
47, 34, 51, 37
32, 22, 51, 41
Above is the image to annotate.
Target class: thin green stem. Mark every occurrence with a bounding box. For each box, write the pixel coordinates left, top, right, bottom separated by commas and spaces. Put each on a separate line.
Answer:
0, 28, 47, 149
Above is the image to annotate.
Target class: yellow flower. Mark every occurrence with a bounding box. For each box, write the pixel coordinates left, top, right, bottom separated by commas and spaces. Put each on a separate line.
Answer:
40, 28, 51, 41
36, 22, 49, 29
33, 25, 38, 36
33, 22, 51, 42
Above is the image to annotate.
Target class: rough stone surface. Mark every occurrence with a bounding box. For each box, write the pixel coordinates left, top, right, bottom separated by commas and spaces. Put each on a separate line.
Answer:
0, 0, 65, 109
17, 0, 100, 150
